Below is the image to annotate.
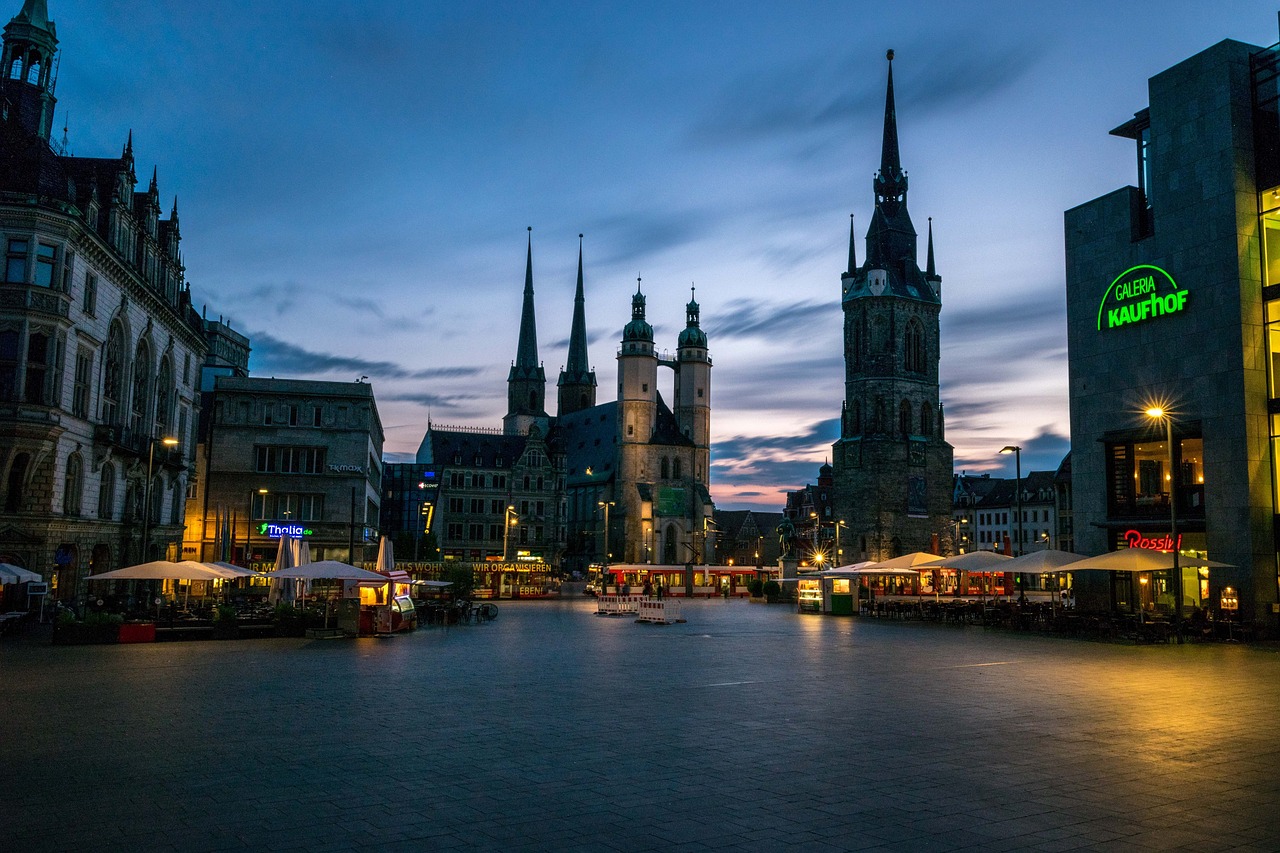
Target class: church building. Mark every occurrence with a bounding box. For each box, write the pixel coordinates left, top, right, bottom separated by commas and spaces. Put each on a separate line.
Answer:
417, 231, 714, 574
831, 51, 954, 561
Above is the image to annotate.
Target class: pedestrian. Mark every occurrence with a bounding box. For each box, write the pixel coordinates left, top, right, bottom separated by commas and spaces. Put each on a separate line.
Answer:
643, 580, 653, 597
656, 580, 663, 599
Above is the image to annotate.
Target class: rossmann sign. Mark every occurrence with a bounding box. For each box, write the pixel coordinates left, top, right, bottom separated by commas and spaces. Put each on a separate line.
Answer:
1096, 265, 1188, 331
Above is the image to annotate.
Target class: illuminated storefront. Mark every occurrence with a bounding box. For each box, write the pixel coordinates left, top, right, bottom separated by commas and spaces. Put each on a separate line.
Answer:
1064, 34, 1280, 625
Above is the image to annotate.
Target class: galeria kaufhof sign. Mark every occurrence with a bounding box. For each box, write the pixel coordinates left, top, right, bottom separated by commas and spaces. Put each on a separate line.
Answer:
1096, 265, 1188, 331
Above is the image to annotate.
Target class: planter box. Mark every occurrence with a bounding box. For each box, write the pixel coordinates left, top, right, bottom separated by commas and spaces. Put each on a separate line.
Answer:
118, 622, 156, 643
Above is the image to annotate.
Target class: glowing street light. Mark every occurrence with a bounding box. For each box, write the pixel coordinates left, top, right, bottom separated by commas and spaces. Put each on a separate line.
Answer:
1145, 406, 1182, 619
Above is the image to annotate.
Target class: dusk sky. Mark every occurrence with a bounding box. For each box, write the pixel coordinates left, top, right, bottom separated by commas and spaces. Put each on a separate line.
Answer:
41, 0, 1279, 509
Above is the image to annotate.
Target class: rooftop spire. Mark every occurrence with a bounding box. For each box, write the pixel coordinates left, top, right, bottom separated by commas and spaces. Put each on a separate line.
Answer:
565, 233, 589, 376
514, 226, 539, 369
846, 213, 857, 274
926, 217, 936, 277
880, 49, 901, 180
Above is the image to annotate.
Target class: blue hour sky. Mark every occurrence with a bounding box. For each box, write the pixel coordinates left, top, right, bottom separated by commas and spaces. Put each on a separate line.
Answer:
40, 0, 1279, 508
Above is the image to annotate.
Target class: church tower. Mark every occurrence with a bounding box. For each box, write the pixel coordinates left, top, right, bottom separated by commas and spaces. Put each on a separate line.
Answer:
674, 286, 711, 486
832, 50, 954, 562
556, 234, 596, 416
504, 227, 548, 436
1, 0, 58, 141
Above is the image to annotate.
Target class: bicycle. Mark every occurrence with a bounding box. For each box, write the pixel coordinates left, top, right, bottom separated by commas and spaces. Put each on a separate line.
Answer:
475, 602, 498, 623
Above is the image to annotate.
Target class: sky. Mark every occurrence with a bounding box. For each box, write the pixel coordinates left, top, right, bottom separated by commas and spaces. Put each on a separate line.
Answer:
38, 0, 1280, 509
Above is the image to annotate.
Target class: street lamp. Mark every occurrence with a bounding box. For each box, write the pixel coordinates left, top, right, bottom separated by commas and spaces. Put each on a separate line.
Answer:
1000, 445, 1023, 557
1145, 406, 1182, 618
597, 501, 614, 566
140, 436, 179, 562
834, 520, 847, 566
503, 505, 518, 562
246, 487, 267, 569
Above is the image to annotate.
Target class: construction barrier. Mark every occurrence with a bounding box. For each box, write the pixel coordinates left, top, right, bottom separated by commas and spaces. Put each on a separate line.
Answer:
596, 594, 644, 616
636, 598, 683, 624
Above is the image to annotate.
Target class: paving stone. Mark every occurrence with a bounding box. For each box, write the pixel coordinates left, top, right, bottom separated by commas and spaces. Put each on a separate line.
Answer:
5, 599, 1280, 852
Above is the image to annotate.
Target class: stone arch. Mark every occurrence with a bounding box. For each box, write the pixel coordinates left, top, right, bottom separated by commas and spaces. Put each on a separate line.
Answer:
899, 400, 911, 438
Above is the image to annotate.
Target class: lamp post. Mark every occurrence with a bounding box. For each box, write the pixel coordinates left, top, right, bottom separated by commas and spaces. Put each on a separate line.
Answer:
246, 487, 267, 569
834, 520, 847, 566
503, 505, 518, 562
1000, 446, 1023, 557
1145, 407, 1182, 618
809, 511, 820, 564
140, 436, 179, 562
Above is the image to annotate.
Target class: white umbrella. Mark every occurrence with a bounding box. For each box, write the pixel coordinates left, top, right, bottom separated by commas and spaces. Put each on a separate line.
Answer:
272, 560, 388, 582
88, 560, 224, 581
997, 549, 1090, 574
0, 563, 41, 584
375, 536, 395, 573
1061, 550, 1233, 572
202, 562, 261, 579
918, 550, 1013, 571
864, 551, 943, 570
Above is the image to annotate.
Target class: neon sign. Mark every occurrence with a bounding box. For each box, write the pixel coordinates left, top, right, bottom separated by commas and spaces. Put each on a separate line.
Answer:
258, 522, 314, 538
1096, 265, 1188, 331
1124, 529, 1182, 551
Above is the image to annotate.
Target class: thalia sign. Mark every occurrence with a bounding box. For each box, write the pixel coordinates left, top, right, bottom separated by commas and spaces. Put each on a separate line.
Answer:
258, 522, 314, 538
1096, 265, 1188, 331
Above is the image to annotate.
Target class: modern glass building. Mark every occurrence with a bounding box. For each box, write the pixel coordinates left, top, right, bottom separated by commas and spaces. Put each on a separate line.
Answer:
1065, 33, 1280, 627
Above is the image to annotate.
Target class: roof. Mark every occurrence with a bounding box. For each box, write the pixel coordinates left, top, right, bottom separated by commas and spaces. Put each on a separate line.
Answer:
418, 427, 530, 469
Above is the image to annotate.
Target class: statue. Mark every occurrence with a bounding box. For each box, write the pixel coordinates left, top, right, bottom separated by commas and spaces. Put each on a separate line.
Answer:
776, 518, 797, 557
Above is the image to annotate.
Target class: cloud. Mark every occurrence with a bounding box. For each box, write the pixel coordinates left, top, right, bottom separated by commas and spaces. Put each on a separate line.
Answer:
247, 331, 486, 382
710, 297, 830, 340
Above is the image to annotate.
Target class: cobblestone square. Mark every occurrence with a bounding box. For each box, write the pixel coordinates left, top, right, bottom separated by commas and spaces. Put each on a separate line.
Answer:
4, 599, 1280, 852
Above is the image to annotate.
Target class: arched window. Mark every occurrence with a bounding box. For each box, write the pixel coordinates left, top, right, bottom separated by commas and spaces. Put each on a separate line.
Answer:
154, 357, 174, 437
63, 452, 83, 516
102, 323, 125, 426
8, 58, 21, 80
920, 402, 933, 437
131, 339, 151, 435
661, 457, 670, 479
875, 397, 886, 433
673, 458, 682, 479
26, 60, 40, 85
905, 319, 925, 373
5, 452, 29, 512
98, 463, 116, 520
899, 400, 912, 438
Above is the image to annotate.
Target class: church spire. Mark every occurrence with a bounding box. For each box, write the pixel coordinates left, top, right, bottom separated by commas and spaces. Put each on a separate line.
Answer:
926, 217, 936, 278
557, 233, 596, 416
846, 213, 857, 275
515, 226, 539, 370
505, 227, 547, 434
872, 49, 908, 208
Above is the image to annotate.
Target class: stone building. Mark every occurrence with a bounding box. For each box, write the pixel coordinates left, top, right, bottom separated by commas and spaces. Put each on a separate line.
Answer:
830, 51, 954, 561
184, 377, 383, 567
0, 0, 205, 601
1065, 32, 1280, 624
417, 231, 715, 575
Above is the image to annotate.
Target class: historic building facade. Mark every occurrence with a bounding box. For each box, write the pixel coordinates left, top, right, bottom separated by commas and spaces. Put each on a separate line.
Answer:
0, 0, 205, 601
830, 52, 954, 562
417, 231, 714, 574
184, 377, 383, 567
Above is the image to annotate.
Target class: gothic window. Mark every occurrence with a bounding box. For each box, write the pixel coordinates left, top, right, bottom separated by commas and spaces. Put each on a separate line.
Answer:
7, 57, 21, 79
905, 318, 925, 373
920, 402, 933, 437
873, 314, 890, 353
899, 400, 911, 437
102, 323, 125, 426
154, 358, 174, 437
25, 60, 40, 85
63, 453, 84, 517
673, 458, 682, 479
98, 463, 116, 519
131, 339, 151, 436
875, 397, 887, 433
661, 457, 670, 479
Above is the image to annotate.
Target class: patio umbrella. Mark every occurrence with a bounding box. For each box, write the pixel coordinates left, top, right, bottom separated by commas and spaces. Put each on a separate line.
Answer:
864, 551, 942, 570
1060, 550, 1234, 572
87, 560, 224, 581
995, 550, 1090, 614
270, 534, 297, 605
272, 561, 388, 582
919, 550, 1013, 601
375, 536, 395, 573
0, 563, 41, 584
202, 562, 260, 579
